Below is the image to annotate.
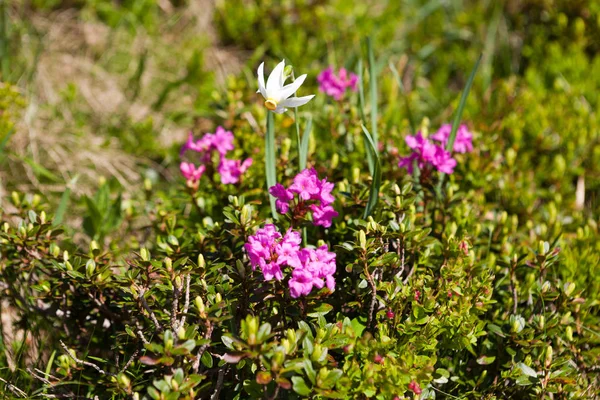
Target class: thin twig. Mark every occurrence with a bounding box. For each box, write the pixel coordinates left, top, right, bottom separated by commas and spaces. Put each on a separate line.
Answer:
403, 262, 417, 285
0, 376, 27, 397
171, 278, 181, 331
192, 319, 214, 373
210, 367, 226, 400
138, 287, 163, 332
136, 330, 150, 345
120, 348, 139, 373
178, 274, 191, 331
364, 262, 378, 329
59, 340, 115, 377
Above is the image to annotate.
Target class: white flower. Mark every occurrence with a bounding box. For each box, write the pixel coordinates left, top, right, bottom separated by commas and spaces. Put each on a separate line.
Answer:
257, 60, 315, 114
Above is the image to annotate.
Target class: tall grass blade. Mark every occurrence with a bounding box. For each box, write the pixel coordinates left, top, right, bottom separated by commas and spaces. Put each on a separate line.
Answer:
367, 37, 378, 152
446, 54, 482, 153
0, 127, 13, 159
0, 0, 9, 81
299, 116, 312, 171
438, 54, 482, 192
389, 61, 416, 135
361, 125, 381, 218
357, 58, 374, 175
54, 176, 79, 226
265, 111, 278, 219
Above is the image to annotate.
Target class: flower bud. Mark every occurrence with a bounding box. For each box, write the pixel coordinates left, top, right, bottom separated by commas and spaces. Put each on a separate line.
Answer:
50, 243, 60, 257
11, 191, 20, 206
563, 282, 575, 297
359, 230, 367, 250
140, 248, 150, 261
85, 259, 96, 277
165, 257, 173, 272
195, 296, 205, 315
565, 326, 573, 341
510, 315, 525, 334
177, 326, 186, 340
198, 254, 206, 271
63, 250, 70, 262
40, 211, 47, 224
240, 205, 252, 226
215, 292, 222, 303
545, 345, 553, 368
144, 178, 152, 192
331, 153, 339, 169
352, 167, 360, 184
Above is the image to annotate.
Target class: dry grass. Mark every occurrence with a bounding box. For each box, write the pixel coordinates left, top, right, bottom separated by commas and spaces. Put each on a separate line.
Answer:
3, 1, 245, 198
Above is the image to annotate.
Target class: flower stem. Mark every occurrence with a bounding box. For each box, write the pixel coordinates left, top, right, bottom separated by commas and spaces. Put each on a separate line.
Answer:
265, 111, 278, 219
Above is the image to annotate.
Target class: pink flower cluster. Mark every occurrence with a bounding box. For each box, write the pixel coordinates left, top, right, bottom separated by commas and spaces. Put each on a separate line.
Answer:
398, 124, 473, 175
317, 67, 358, 100
180, 126, 252, 185
269, 168, 338, 228
244, 224, 336, 298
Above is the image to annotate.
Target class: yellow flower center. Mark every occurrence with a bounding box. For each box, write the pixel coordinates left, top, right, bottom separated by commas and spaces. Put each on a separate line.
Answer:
265, 99, 278, 111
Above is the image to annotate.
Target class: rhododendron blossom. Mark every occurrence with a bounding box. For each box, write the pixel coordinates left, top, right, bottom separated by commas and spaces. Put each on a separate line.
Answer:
245, 224, 336, 298
218, 158, 253, 185
317, 66, 358, 100
180, 162, 206, 183
398, 131, 458, 174
180, 126, 252, 185
268, 168, 338, 228
431, 123, 473, 153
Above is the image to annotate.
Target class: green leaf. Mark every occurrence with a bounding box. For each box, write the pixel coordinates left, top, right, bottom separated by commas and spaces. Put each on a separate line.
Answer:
147, 387, 160, 399
307, 303, 333, 318
265, 111, 278, 219
477, 355, 496, 365
299, 117, 312, 171
201, 351, 213, 368
304, 360, 316, 385
361, 125, 382, 218
292, 376, 312, 396
517, 362, 538, 378
350, 317, 366, 337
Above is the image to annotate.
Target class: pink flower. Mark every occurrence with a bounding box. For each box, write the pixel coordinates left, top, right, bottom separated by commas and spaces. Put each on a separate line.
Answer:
269, 183, 294, 214
398, 131, 458, 174
289, 245, 337, 297
313, 178, 335, 205
431, 124, 473, 153
288, 269, 316, 298
218, 158, 253, 184
180, 162, 206, 182
289, 168, 320, 200
317, 67, 358, 100
431, 146, 457, 174
269, 168, 338, 228
212, 126, 235, 156
310, 204, 338, 228
180, 132, 212, 155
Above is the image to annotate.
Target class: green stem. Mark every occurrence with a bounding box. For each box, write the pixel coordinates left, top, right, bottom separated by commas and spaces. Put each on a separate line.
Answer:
265, 112, 278, 219
294, 107, 301, 171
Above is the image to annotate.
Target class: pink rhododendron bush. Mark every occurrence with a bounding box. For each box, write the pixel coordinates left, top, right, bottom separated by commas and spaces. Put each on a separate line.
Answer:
2, 3, 600, 399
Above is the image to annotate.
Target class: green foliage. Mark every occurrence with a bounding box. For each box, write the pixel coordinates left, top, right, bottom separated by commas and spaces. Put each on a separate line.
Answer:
1, 0, 600, 399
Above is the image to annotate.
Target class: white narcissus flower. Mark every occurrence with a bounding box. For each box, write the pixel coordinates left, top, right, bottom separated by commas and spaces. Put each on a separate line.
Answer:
257, 60, 315, 114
